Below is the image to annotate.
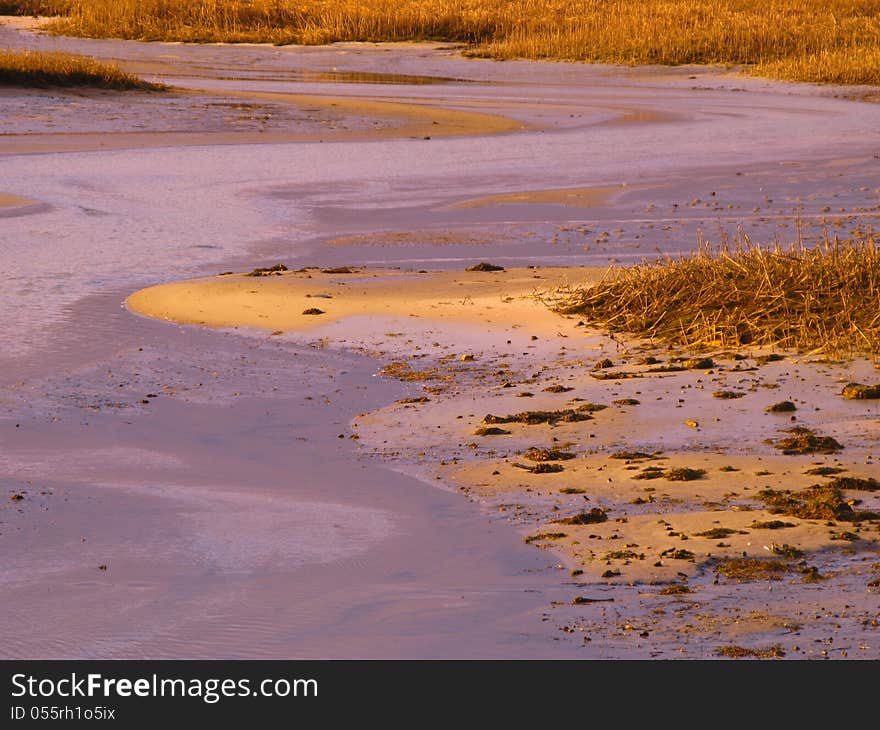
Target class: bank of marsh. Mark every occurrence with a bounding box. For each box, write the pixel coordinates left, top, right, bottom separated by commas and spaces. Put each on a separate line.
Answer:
9, 0, 880, 85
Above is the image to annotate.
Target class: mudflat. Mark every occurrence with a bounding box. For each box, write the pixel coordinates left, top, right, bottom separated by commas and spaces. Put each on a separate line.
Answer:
1, 15, 879, 659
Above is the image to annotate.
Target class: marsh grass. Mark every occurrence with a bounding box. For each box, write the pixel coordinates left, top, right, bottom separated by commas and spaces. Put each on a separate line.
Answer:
7, 1, 880, 86
549, 234, 880, 359
0, 48, 163, 89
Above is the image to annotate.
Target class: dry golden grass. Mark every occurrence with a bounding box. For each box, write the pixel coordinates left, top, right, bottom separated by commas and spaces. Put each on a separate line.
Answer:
548, 232, 880, 358
0, 49, 164, 89
3, 1, 877, 85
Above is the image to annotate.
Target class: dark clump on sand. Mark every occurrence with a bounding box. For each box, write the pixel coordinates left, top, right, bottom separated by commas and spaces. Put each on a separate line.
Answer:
766, 400, 797, 413
246, 263, 287, 276
514, 461, 565, 474
474, 426, 510, 436
523, 447, 576, 461
769, 426, 842, 454
841, 382, 880, 399
483, 406, 600, 425
716, 644, 785, 659
466, 262, 505, 272
749, 520, 796, 529
542, 384, 574, 393
825, 475, 880, 491
555, 508, 608, 525
715, 558, 794, 581
756, 484, 878, 521
524, 531, 566, 544
693, 527, 747, 538
664, 467, 707, 481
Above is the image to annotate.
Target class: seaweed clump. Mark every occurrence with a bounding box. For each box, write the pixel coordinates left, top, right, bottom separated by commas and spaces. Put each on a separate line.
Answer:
766, 400, 797, 413
483, 406, 601, 425
717, 645, 785, 659
841, 382, 880, 399
246, 263, 287, 276
466, 262, 504, 272
523, 447, 576, 462
769, 427, 842, 455
715, 558, 793, 581
555, 508, 608, 525
664, 467, 707, 481
524, 531, 566, 544
756, 484, 860, 521
826, 476, 880, 492
474, 426, 510, 436
749, 520, 796, 529
693, 527, 746, 538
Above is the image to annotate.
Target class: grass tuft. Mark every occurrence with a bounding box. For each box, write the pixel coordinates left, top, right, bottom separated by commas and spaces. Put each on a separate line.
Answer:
549, 236, 880, 359
0, 48, 164, 90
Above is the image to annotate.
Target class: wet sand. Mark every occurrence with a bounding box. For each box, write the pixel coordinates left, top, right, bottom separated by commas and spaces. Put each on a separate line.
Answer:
129, 266, 880, 658
2, 16, 880, 658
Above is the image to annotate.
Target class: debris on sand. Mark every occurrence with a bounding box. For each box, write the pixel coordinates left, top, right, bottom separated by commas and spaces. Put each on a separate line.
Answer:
513, 461, 565, 474
555, 508, 608, 525
523, 447, 576, 461
683, 357, 715, 370
766, 400, 797, 412
825, 476, 880, 491
633, 465, 704, 481
483, 406, 601, 425
321, 266, 358, 274
474, 426, 510, 436
755, 484, 877, 521
302, 308, 325, 315
693, 527, 747, 538
542, 384, 574, 393
610, 450, 652, 460
755, 353, 785, 365
589, 370, 641, 380
769, 544, 804, 559
829, 530, 860, 541
613, 398, 640, 406
658, 584, 692, 595
749, 520, 796, 529
524, 531, 566, 544
603, 549, 643, 560
633, 466, 665, 480
660, 548, 695, 561
769, 426, 842, 455
716, 644, 785, 659
466, 262, 505, 272
380, 362, 449, 382
713, 390, 745, 399
593, 358, 614, 370
664, 467, 707, 481
245, 263, 287, 276
396, 396, 430, 405
803, 466, 846, 476
841, 382, 880, 399
715, 558, 793, 581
